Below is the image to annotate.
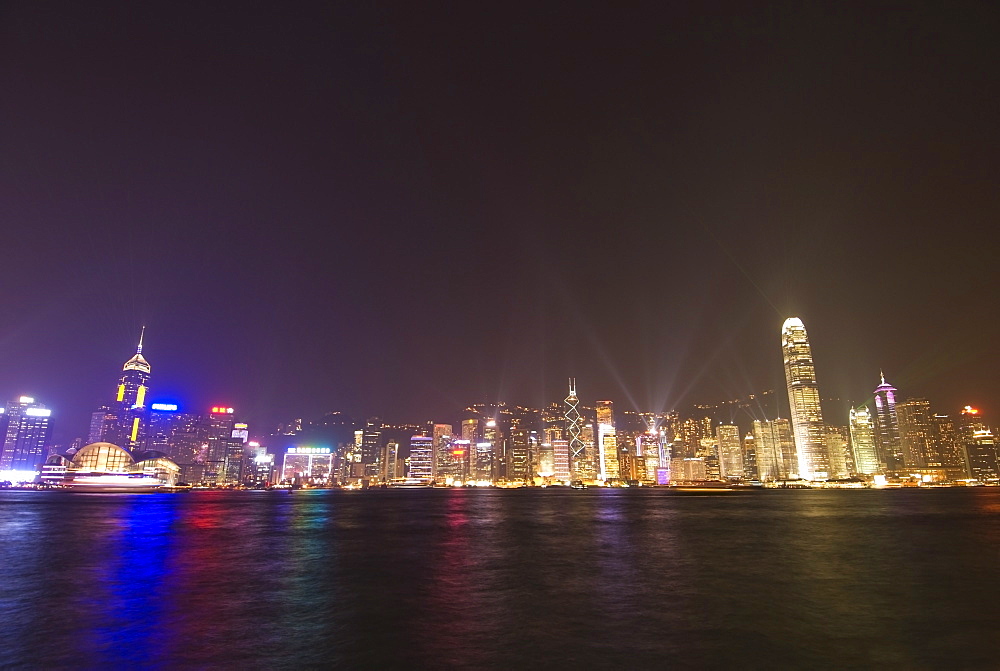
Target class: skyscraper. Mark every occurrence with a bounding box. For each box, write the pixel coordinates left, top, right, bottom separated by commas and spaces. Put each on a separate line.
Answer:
99, 329, 151, 451
408, 435, 434, 480
361, 418, 383, 478
715, 424, 743, 480
0, 396, 52, 471
897, 398, 932, 468
849, 404, 881, 475
872, 374, 904, 471
781, 317, 829, 479
752, 418, 796, 481
595, 400, 619, 481
564, 379, 586, 480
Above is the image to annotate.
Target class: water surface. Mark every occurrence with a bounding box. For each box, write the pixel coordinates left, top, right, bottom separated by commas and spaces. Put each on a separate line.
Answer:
2, 488, 998, 668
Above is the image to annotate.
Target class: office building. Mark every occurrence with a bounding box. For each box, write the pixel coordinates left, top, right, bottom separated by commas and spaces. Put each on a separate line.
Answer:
596, 400, 619, 481
872, 374, 904, 471
408, 435, 434, 479
753, 418, 796, 481
897, 398, 932, 468
281, 447, 333, 484
781, 317, 830, 479
0, 396, 53, 471
100, 330, 151, 451
849, 404, 881, 475
715, 424, 743, 480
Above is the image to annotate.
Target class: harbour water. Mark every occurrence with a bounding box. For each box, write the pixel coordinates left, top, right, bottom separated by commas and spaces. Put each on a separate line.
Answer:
2, 487, 999, 668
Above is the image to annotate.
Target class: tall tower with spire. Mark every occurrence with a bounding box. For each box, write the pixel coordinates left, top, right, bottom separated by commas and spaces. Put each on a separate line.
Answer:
872, 372, 903, 472
781, 317, 830, 479
564, 378, 586, 481
99, 328, 151, 452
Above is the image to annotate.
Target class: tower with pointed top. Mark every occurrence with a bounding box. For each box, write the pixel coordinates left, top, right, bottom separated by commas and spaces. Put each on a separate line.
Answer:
872, 373, 904, 471
781, 317, 830, 479
99, 328, 151, 452
564, 378, 586, 480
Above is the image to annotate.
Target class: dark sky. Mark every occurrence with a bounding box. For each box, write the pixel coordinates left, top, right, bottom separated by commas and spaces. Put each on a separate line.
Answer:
2, 1, 998, 443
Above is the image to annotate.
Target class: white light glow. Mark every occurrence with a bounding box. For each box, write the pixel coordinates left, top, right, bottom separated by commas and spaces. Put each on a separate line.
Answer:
0, 470, 39, 483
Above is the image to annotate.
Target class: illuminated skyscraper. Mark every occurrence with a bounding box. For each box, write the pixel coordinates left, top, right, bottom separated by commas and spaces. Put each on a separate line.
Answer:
564, 379, 587, 479
408, 436, 434, 479
741, 433, 758, 480
872, 374, 903, 471
897, 398, 932, 468
101, 329, 151, 452
715, 424, 743, 480
507, 422, 532, 482
824, 425, 852, 478
958, 407, 997, 481
433, 424, 460, 483
595, 400, 619, 481
361, 418, 383, 478
752, 418, 796, 481
848, 404, 881, 475
382, 440, 400, 480
928, 413, 966, 477
0, 396, 52, 471
780, 317, 829, 479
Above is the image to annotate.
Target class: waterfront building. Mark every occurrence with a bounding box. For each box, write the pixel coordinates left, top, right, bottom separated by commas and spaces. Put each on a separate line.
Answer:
564, 379, 587, 480
249, 449, 274, 486
507, 424, 533, 482
752, 419, 796, 481
88, 408, 110, 445
552, 438, 571, 481
223, 422, 249, 484
897, 398, 932, 468
958, 407, 997, 481
42, 442, 179, 489
670, 457, 707, 482
824, 425, 852, 478
483, 419, 503, 481
742, 433, 758, 480
0, 396, 52, 471
596, 400, 619, 481
449, 439, 471, 482
100, 330, 151, 452
432, 423, 458, 481
281, 446, 333, 485
928, 413, 966, 477
382, 440, 401, 480
963, 428, 997, 481
872, 374, 904, 471
781, 317, 830, 479
849, 405, 882, 475
201, 406, 237, 484
639, 432, 663, 483
408, 435, 434, 480
361, 418, 383, 478
473, 441, 493, 482
715, 424, 743, 480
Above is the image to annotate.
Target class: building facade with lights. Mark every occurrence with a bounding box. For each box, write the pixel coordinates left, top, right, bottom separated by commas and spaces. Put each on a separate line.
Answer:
781, 318, 830, 479
872, 375, 904, 471
99, 330, 151, 452
0, 396, 53, 471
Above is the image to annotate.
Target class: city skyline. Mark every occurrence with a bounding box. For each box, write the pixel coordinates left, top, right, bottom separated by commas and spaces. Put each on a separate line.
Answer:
0, 317, 990, 456
2, 2, 997, 445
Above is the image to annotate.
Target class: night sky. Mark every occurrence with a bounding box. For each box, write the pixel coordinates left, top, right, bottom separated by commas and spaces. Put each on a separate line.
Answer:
2, 1, 998, 443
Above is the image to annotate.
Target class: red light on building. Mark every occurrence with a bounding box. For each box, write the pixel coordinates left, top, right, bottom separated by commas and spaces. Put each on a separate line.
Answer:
211, 406, 234, 414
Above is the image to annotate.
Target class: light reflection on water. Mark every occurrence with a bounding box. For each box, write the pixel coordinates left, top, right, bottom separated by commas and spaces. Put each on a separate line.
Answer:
1, 488, 999, 668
